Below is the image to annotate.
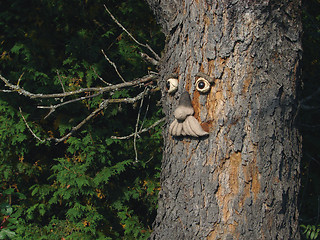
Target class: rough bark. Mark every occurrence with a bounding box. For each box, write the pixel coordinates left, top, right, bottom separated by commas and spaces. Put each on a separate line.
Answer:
147, 0, 302, 239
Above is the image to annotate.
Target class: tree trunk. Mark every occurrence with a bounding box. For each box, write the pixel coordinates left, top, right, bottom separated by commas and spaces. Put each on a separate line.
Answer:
147, 0, 302, 239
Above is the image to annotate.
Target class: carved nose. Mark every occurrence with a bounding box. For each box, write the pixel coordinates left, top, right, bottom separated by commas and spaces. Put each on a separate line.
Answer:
174, 105, 194, 121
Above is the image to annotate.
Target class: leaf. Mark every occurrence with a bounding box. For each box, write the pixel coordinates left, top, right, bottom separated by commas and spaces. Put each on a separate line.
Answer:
30, 185, 39, 196
3, 188, 14, 195
10, 43, 24, 54
0, 229, 16, 239
0, 203, 13, 215
307, 229, 311, 239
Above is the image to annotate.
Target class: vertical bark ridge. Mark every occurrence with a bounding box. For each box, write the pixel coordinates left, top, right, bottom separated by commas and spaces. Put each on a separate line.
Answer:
149, 0, 302, 239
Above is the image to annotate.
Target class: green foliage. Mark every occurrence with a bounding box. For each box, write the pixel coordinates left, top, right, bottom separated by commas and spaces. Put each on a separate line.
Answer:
301, 224, 320, 240
0, 0, 164, 238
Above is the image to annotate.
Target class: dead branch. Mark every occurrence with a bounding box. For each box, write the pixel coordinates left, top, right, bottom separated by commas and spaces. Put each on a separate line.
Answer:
51, 105, 103, 143
38, 91, 104, 119
139, 94, 151, 132
133, 87, 148, 162
101, 49, 126, 83
49, 90, 152, 143
140, 52, 159, 66
0, 89, 15, 93
0, 73, 157, 99
104, 4, 160, 61
18, 90, 152, 144
56, 70, 66, 93
91, 66, 112, 86
19, 107, 45, 142
111, 117, 165, 140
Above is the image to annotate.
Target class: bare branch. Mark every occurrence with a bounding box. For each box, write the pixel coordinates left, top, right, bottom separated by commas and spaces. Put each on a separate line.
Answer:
51, 105, 103, 144
0, 73, 157, 99
56, 70, 66, 93
17, 72, 24, 86
101, 49, 126, 83
19, 107, 45, 142
50, 90, 151, 143
105, 90, 150, 105
91, 66, 112, 86
104, 4, 160, 61
0, 74, 37, 98
1, 70, 158, 144
133, 88, 148, 162
139, 94, 151, 132
0, 89, 15, 93
38, 91, 104, 119
140, 52, 159, 66
111, 117, 165, 140
16, 89, 155, 144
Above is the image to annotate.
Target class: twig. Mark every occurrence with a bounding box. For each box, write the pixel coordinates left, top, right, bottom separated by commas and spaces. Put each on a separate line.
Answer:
104, 4, 160, 61
19, 107, 45, 142
0, 89, 15, 93
133, 88, 147, 162
0, 74, 36, 98
111, 117, 165, 140
107, 90, 150, 104
43, 109, 55, 120
91, 66, 112, 86
101, 49, 126, 83
56, 70, 66, 93
139, 94, 151, 132
38, 91, 104, 119
0, 73, 157, 99
51, 105, 104, 143
17, 72, 24, 86
140, 52, 159, 66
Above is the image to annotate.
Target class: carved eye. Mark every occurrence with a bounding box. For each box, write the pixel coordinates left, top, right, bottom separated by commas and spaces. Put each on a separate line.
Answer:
167, 78, 179, 94
196, 77, 211, 93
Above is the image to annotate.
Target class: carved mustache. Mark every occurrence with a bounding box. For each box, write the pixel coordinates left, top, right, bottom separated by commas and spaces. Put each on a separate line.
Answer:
169, 92, 209, 137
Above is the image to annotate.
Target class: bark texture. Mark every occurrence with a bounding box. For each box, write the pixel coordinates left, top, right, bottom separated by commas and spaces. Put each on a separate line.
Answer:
147, 0, 302, 239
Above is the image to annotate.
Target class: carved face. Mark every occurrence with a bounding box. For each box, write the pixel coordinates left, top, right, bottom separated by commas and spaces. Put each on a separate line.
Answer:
167, 72, 214, 138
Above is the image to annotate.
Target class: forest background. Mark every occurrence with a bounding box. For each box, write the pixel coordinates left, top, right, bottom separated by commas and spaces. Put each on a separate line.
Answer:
0, 0, 319, 239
